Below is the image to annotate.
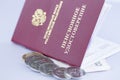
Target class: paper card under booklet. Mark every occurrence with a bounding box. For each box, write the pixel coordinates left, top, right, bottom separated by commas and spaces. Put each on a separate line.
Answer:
12, 0, 105, 66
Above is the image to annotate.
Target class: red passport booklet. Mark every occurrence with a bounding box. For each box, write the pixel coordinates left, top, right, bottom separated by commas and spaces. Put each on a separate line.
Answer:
12, 0, 104, 66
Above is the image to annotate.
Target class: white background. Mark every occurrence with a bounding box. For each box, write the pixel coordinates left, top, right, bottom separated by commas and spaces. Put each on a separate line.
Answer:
0, 0, 120, 80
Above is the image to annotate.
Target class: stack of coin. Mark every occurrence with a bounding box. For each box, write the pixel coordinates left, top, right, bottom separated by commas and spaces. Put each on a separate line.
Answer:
22, 52, 86, 79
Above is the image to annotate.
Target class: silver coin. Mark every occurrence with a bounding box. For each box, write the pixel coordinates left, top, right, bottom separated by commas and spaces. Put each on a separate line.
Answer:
26, 62, 42, 72
52, 67, 68, 79
65, 67, 86, 79
32, 58, 53, 71
39, 63, 58, 76
25, 55, 41, 64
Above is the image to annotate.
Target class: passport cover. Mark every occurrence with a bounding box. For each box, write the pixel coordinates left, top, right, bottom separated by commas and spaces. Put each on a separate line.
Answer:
12, 0, 104, 66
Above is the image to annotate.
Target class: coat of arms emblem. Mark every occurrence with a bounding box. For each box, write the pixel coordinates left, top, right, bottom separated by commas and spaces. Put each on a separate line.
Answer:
32, 9, 46, 26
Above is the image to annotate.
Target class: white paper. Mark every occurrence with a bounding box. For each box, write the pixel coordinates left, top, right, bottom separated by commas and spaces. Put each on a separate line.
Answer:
81, 37, 120, 69
81, 3, 114, 69
84, 59, 111, 73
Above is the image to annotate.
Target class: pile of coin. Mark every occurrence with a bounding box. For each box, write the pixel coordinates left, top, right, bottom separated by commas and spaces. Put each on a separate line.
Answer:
22, 52, 86, 79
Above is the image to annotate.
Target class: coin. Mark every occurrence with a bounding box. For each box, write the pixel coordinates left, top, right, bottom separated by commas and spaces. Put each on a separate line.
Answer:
26, 61, 42, 72
65, 67, 86, 79
24, 52, 53, 65
39, 63, 58, 76
52, 67, 68, 79
32, 58, 53, 71
23, 52, 54, 72
25, 55, 43, 65
22, 52, 45, 60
